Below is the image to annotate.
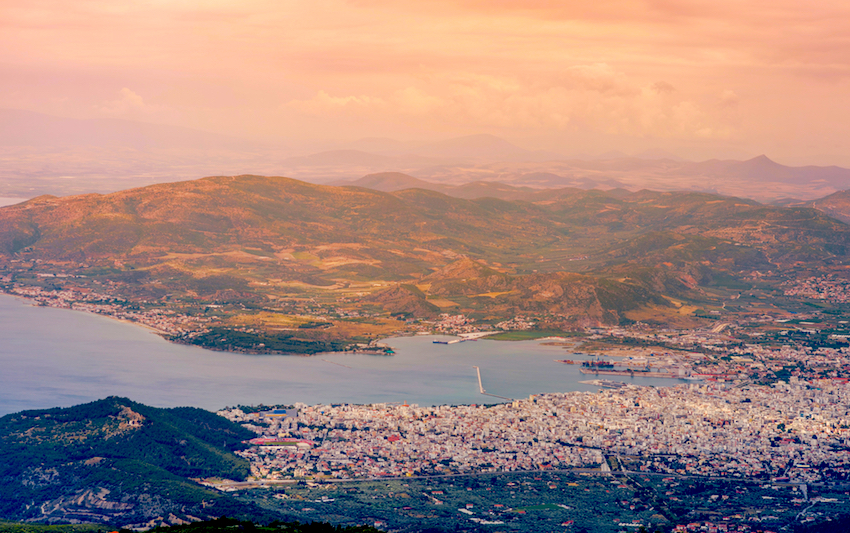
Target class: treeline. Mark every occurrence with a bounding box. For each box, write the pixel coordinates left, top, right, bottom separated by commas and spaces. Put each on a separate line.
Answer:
148, 517, 382, 533
179, 327, 346, 355
0, 517, 383, 533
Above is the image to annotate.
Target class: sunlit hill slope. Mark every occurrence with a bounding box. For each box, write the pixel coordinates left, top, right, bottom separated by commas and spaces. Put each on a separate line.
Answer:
0, 175, 848, 339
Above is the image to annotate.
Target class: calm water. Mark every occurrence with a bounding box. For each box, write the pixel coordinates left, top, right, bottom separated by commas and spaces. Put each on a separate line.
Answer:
0, 294, 685, 415
0, 197, 28, 207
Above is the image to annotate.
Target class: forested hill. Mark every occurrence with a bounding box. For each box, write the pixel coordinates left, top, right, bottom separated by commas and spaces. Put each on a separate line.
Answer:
0, 398, 277, 528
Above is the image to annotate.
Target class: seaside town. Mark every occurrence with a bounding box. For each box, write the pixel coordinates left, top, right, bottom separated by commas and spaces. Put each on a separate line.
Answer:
783, 275, 850, 303
221, 379, 850, 483
219, 380, 850, 532
4, 283, 213, 335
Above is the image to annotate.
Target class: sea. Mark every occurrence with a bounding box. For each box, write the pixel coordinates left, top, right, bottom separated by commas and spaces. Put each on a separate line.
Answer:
0, 197, 27, 207
0, 293, 688, 416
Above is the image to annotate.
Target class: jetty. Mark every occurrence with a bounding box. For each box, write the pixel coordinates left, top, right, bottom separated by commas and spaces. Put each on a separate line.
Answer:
472, 366, 513, 401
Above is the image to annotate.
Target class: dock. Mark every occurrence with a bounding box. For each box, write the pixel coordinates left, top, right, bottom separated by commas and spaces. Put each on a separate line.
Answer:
433, 331, 501, 344
578, 368, 679, 378
472, 366, 513, 401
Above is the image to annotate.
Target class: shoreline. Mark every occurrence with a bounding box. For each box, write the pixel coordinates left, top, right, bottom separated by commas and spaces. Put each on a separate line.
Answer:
0, 291, 537, 358
0, 291, 173, 337
0, 291, 397, 357
0, 292, 702, 417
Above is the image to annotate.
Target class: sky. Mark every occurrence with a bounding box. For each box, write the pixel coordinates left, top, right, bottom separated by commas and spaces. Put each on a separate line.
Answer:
2, 0, 850, 165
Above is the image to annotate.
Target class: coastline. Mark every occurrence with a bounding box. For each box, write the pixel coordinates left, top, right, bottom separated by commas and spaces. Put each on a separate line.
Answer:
0, 291, 173, 337
0, 290, 395, 357
0, 292, 700, 417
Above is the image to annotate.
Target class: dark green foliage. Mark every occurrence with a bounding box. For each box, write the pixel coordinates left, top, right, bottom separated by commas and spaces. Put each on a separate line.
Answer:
795, 514, 850, 533
191, 275, 250, 294
0, 398, 271, 526
148, 517, 382, 533
0, 517, 382, 533
0, 522, 109, 533
0, 397, 253, 479
297, 321, 332, 329
181, 327, 346, 354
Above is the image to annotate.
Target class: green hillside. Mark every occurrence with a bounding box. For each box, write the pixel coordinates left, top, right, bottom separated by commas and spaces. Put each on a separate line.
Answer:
0, 398, 277, 528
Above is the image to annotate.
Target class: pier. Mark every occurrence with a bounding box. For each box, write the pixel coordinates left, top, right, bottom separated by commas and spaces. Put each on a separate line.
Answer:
472, 366, 513, 401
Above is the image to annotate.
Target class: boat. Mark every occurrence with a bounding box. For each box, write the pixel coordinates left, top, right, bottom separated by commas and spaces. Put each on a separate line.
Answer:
581, 360, 615, 370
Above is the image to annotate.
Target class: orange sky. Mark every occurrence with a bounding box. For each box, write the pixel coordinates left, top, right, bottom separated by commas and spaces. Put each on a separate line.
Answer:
2, 0, 850, 164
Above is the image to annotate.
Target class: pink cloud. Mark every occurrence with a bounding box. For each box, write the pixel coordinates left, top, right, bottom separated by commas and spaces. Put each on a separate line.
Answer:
1, 0, 849, 163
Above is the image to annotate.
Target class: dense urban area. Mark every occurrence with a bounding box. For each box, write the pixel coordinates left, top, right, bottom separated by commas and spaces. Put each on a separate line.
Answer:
217, 377, 850, 532
222, 378, 850, 483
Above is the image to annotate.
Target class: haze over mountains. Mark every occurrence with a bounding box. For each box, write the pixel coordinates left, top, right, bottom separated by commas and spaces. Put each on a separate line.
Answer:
3, 109, 850, 203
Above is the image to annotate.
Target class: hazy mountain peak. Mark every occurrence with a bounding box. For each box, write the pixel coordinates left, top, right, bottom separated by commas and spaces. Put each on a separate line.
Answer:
745, 154, 779, 166
343, 172, 434, 192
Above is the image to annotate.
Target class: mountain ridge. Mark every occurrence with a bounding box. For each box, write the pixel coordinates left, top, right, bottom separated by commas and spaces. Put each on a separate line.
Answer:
1, 174, 848, 347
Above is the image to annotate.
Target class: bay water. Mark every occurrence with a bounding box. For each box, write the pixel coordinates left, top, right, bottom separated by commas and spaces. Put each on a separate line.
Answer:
0, 294, 684, 415
0, 197, 28, 207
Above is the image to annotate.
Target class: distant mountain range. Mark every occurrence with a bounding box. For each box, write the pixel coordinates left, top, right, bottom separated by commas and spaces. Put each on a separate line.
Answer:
327, 155, 850, 203
4, 108, 850, 202
806, 190, 850, 224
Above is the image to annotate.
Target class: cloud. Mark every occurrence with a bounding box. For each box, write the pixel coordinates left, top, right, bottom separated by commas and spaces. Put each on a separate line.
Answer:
94, 88, 162, 118
348, 0, 722, 23
652, 81, 676, 94
4, 0, 850, 163
719, 90, 739, 107
285, 66, 734, 140
564, 64, 637, 96
286, 90, 386, 115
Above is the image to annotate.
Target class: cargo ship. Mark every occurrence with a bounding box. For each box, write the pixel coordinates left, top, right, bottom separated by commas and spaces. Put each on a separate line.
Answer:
581, 360, 616, 370
579, 367, 678, 378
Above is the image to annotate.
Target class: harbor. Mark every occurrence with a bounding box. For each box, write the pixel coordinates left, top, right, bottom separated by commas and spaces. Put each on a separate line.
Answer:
558, 358, 695, 379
